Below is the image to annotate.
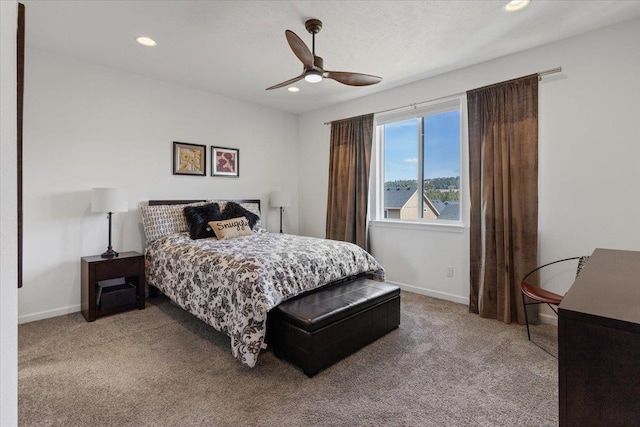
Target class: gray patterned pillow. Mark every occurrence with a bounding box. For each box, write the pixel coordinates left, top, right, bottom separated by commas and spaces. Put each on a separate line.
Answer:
141, 202, 209, 243
239, 202, 267, 234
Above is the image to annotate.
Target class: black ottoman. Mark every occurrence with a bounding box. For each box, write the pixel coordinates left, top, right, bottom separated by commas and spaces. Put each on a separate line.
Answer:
269, 278, 400, 377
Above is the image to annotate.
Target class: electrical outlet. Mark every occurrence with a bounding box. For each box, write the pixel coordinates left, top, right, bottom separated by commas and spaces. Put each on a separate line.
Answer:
447, 266, 454, 277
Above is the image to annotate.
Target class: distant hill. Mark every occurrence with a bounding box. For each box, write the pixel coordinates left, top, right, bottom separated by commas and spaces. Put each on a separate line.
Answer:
384, 177, 459, 190
384, 177, 460, 202
424, 176, 459, 190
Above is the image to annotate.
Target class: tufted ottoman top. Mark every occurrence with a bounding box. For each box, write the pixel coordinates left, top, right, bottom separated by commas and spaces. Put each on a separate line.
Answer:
275, 278, 400, 332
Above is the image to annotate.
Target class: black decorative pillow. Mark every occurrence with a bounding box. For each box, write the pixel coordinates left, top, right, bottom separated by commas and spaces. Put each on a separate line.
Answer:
183, 203, 221, 239
220, 201, 260, 230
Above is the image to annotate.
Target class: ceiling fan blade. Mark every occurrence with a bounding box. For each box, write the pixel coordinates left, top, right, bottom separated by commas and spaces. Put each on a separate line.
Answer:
285, 30, 314, 70
265, 72, 306, 91
325, 71, 382, 86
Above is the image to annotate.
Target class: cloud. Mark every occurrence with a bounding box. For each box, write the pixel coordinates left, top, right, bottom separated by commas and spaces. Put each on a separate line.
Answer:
404, 158, 418, 164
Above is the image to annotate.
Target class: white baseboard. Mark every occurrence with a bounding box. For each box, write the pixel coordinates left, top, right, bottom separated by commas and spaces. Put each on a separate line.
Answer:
388, 280, 470, 305
16, 288, 545, 326
18, 304, 81, 324
539, 312, 558, 326
389, 281, 558, 326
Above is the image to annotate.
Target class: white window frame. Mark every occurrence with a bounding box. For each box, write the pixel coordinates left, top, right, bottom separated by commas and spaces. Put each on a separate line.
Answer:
370, 94, 467, 230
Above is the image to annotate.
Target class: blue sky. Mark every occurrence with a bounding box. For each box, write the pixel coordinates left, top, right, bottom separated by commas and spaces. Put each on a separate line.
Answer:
383, 110, 460, 182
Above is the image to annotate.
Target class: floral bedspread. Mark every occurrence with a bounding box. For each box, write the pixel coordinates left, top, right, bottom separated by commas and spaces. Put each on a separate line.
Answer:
145, 232, 384, 367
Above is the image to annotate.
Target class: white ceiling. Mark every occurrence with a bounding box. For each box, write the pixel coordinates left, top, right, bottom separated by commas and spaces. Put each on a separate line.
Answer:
22, 1, 640, 114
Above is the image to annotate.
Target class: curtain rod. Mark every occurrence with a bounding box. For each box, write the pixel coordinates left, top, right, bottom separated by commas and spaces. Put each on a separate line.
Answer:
323, 67, 562, 125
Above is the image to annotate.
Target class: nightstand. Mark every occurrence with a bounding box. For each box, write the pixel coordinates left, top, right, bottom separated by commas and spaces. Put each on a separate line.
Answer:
81, 251, 145, 322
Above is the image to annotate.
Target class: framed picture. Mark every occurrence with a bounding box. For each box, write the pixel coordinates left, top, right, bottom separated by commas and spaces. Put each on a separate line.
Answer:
211, 146, 239, 177
173, 141, 206, 176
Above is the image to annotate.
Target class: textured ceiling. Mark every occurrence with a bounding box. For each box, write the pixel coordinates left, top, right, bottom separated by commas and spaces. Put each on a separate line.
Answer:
22, 1, 640, 114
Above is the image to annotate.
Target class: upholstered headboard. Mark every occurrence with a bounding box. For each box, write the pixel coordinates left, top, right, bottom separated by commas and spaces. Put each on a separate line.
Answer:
148, 199, 205, 206
142, 199, 264, 244
148, 199, 261, 211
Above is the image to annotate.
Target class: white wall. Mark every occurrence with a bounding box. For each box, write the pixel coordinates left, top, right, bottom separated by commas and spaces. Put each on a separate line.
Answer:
19, 48, 299, 322
0, 0, 19, 424
298, 18, 640, 304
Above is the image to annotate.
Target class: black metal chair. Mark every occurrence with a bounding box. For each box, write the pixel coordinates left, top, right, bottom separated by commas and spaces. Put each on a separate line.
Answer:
520, 256, 590, 347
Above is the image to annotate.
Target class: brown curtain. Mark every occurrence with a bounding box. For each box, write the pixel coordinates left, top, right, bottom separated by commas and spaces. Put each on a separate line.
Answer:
326, 114, 374, 249
467, 75, 539, 324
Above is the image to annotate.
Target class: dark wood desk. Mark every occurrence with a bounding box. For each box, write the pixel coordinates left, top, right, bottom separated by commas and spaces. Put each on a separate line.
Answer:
558, 248, 640, 426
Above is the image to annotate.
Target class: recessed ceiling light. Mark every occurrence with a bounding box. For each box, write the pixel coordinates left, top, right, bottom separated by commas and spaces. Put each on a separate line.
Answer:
136, 36, 157, 47
504, 0, 530, 12
287, 87, 300, 92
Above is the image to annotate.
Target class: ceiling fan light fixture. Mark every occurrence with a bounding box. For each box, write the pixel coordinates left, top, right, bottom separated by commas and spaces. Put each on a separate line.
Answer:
504, 0, 530, 12
136, 36, 157, 47
304, 70, 323, 83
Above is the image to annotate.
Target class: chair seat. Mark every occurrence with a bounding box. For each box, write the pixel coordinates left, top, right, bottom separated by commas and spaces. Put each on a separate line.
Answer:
520, 281, 563, 305
520, 256, 589, 348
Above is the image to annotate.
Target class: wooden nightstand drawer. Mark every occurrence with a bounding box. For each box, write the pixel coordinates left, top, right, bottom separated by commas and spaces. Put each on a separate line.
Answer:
94, 258, 139, 281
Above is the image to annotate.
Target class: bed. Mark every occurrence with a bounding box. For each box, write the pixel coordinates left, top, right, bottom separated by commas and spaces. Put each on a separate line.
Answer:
141, 199, 384, 367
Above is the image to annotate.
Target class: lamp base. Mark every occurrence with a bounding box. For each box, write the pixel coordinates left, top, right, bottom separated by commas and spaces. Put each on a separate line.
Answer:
101, 248, 119, 258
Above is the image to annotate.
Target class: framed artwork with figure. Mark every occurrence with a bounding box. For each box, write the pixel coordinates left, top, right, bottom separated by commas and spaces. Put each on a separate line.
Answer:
211, 146, 239, 177
173, 141, 206, 176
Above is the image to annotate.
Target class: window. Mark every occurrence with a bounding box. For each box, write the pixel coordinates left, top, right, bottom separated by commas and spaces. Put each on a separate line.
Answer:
374, 97, 462, 223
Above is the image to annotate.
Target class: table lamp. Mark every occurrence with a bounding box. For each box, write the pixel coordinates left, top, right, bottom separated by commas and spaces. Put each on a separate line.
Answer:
92, 188, 128, 258
270, 190, 291, 233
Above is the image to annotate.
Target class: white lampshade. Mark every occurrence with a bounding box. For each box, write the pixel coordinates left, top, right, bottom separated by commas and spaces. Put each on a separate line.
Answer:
92, 188, 128, 213
270, 190, 291, 208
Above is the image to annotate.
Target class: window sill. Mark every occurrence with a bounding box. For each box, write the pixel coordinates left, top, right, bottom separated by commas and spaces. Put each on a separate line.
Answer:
369, 220, 465, 233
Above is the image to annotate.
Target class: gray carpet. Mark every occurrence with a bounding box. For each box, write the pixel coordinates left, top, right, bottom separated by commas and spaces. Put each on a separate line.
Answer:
19, 291, 558, 426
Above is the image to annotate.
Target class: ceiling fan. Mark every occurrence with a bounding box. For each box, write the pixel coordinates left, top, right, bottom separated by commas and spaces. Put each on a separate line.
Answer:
266, 19, 382, 90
